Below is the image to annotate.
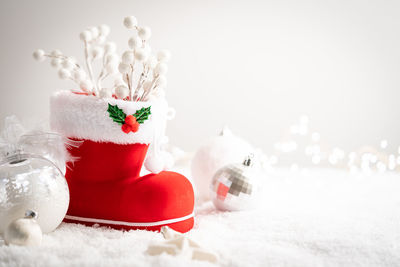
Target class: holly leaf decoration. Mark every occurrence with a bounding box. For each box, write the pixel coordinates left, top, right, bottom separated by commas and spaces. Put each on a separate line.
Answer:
107, 104, 126, 125
133, 106, 151, 124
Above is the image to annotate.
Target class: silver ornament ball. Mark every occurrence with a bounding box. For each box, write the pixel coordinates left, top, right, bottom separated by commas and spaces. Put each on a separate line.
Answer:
210, 156, 261, 211
0, 154, 69, 234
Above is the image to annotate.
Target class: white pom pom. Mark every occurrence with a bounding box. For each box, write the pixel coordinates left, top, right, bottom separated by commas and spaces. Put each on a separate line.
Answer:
134, 48, 148, 62
50, 58, 62, 68
144, 45, 152, 55
4, 215, 42, 246
80, 30, 92, 42
99, 88, 112, 98
154, 63, 168, 76
118, 63, 130, 74
138, 26, 152, 40
146, 55, 158, 69
99, 24, 110, 36
157, 50, 171, 62
97, 35, 106, 44
51, 50, 62, 56
91, 46, 104, 59
151, 88, 166, 99
114, 76, 125, 86
58, 69, 71, 80
89, 26, 99, 39
80, 79, 93, 92
33, 49, 45, 62
122, 51, 134, 64
143, 80, 153, 91
144, 153, 165, 174
115, 85, 129, 99
73, 69, 86, 81
106, 63, 118, 74
123, 16, 138, 29
105, 53, 119, 64
156, 75, 167, 87
128, 36, 142, 49
62, 59, 75, 70
104, 42, 117, 53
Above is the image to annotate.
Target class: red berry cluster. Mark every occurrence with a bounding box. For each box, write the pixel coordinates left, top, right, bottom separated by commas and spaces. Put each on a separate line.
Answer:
121, 115, 139, 133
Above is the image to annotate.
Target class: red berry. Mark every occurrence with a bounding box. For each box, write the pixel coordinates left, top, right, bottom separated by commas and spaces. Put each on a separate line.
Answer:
130, 121, 139, 132
121, 123, 132, 134
125, 115, 137, 126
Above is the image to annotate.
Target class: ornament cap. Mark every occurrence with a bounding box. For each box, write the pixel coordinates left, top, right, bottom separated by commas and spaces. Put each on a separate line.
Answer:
242, 154, 254, 167
25, 210, 38, 219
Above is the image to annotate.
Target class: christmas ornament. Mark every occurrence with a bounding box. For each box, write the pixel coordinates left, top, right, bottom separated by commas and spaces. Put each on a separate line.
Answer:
146, 226, 218, 263
191, 127, 255, 200
4, 210, 42, 246
210, 155, 261, 211
0, 116, 71, 234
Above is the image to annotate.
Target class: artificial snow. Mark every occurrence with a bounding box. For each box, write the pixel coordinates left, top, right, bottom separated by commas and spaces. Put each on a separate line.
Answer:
1, 168, 400, 267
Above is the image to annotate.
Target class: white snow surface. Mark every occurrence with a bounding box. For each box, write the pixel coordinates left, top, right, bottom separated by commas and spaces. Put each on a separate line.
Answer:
1, 168, 400, 267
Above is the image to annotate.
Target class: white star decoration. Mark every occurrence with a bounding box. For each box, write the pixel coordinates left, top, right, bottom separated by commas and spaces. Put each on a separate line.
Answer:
146, 226, 218, 263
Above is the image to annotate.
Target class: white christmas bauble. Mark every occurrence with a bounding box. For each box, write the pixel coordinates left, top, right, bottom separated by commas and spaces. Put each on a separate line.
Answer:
191, 127, 254, 200
0, 155, 69, 234
210, 157, 261, 211
4, 211, 42, 246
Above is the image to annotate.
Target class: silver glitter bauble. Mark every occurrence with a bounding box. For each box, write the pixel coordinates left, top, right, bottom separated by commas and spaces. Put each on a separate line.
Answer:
0, 154, 69, 234
210, 156, 261, 211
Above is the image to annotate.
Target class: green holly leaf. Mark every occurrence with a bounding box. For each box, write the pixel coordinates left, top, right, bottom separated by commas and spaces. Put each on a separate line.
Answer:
107, 104, 126, 125
133, 106, 151, 124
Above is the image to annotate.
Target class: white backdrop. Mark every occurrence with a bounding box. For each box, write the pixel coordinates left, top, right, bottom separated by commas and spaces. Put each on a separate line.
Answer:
1, 0, 399, 156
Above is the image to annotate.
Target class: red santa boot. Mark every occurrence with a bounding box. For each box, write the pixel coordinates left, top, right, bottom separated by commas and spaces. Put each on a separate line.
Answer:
50, 91, 194, 233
